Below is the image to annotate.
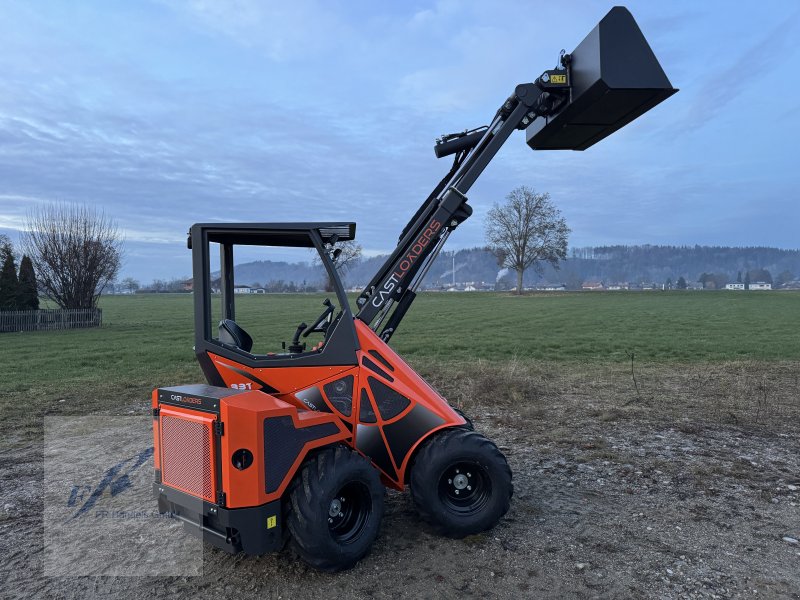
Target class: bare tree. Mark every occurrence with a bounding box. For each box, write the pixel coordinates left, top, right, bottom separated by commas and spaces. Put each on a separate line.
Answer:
121, 277, 140, 294
485, 186, 570, 294
22, 203, 123, 309
314, 240, 362, 292
148, 279, 167, 293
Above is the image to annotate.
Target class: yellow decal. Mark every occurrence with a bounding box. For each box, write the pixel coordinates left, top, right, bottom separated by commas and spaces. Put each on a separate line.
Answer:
551, 74, 567, 84
267, 515, 277, 529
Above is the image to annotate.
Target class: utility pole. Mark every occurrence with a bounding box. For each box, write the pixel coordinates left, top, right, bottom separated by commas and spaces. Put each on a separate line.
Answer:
452, 252, 456, 288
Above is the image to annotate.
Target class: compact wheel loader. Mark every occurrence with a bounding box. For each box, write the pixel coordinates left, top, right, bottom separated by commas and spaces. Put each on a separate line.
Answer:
152, 6, 676, 571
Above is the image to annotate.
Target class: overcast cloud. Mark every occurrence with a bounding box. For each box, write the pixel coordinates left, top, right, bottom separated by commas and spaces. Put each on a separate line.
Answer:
0, 0, 798, 281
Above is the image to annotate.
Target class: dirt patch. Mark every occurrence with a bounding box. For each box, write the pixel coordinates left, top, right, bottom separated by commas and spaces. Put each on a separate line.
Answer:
1, 362, 799, 599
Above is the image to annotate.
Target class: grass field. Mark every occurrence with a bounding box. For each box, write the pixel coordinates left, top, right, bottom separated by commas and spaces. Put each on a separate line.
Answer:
5, 290, 800, 377
2, 290, 799, 433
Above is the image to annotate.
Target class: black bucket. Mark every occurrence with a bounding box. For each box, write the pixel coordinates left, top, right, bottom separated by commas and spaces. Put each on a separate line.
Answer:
526, 6, 677, 151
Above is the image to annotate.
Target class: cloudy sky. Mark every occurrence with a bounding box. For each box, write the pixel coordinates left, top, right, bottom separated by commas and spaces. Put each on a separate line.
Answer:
1, 0, 798, 282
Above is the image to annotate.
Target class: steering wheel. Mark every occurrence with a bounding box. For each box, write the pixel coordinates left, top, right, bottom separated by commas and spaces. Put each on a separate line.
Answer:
302, 298, 335, 338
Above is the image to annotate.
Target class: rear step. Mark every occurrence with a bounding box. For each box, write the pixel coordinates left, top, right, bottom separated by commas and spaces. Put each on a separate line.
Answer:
171, 511, 240, 553
155, 483, 284, 555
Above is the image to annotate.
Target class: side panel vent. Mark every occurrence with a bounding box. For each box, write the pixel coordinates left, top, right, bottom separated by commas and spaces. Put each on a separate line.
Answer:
362, 357, 394, 382
367, 349, 395, 372
358, 388, 377, 423
367, 377, 411, 420
323, 375, 354, 416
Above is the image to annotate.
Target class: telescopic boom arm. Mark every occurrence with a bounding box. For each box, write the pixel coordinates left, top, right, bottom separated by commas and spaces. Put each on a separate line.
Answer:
355, 69, 571, 342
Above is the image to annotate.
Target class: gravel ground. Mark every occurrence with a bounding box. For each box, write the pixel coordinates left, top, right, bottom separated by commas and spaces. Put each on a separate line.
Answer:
1, 367, 799, 600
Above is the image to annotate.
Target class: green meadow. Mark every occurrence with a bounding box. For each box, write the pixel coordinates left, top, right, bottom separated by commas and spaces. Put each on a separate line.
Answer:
2, 289, 798, 438
2, 290, 798, 392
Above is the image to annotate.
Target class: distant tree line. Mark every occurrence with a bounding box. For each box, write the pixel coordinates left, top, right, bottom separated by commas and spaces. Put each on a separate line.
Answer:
119, 243, 800, 294
136, 278, 188, 293
563, 245, 798, 287
349, 245, 797, 290
254, 280, 320, 293
120, 277, 323, 294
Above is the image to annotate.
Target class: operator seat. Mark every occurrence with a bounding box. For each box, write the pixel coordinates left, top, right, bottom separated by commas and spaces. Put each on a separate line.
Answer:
218, 319, 253, 353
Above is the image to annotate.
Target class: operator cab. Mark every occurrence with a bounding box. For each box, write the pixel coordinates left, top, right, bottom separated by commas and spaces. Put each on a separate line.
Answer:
189, 222, 360, 373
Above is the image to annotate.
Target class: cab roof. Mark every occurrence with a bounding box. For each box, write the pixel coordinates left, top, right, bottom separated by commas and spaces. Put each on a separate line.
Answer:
190, 222, 356, 247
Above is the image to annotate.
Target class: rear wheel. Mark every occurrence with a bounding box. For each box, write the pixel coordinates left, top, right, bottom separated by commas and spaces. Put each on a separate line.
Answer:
410, 429, 512, 538
286, 446, 384, 571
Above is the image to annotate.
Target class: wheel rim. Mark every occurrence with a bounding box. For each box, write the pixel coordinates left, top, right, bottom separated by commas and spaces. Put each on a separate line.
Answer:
327, 481, 372, 544
437, 461, 491, 515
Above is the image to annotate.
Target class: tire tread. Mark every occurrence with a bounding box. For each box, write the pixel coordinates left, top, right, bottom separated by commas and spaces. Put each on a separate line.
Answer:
285, 446, 383, 571
410, 428, 512, 537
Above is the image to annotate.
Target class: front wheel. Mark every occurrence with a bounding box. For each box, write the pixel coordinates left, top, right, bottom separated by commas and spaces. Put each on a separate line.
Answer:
286, 446, 384, 571
410, 429, 512, 538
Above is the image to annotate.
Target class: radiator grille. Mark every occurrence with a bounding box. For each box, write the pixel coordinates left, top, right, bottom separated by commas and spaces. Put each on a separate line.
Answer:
160, 413, 215, 502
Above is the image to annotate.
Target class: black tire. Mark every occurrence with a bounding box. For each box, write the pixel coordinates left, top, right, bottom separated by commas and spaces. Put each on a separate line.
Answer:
410, 429, 512, 538
286, 446, 384, 571
452, 406, 475, 430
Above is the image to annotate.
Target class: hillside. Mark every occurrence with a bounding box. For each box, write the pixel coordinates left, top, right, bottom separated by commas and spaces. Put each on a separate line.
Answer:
231, 245, 800, 290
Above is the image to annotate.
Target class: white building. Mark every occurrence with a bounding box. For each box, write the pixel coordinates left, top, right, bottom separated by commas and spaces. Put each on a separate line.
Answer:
725, 283, 745, 290
749, 282, 772, 290
234, 285, 253, 294
540, 284, 566, 291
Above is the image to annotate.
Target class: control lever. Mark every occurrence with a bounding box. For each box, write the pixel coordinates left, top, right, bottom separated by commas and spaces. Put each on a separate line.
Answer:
288, 322, 307, 353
